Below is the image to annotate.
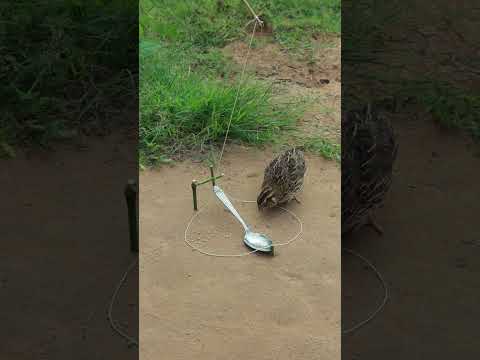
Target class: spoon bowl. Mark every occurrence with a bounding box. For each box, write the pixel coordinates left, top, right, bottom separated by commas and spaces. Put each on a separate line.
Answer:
213, 186, 274, 254
244, 230, 274, 254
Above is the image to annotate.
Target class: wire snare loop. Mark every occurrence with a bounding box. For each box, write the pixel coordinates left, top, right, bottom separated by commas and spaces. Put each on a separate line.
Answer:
184, 195, 303, 257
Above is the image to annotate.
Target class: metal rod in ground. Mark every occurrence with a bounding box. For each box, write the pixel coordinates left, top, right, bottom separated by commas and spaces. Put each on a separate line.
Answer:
125, 179, 138, 253
191, 181, 198, 211
210, 165, 216, 186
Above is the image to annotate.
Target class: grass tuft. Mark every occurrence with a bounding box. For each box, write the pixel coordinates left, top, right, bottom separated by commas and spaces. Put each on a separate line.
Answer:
140, 42, 300, 166
303, 136, 340, 162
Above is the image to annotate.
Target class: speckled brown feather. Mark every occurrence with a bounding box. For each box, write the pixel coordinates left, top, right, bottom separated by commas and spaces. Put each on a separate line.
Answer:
257, 147, 306, 209
342, 103, 398, 235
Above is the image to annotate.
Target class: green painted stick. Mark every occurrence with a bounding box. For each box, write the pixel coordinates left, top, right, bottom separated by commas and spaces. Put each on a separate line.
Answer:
191, 166, 225, 210
195, 173, 224, 186
210, 165, 216, 186
125, 179, 138, 252
191, 181, 198, 211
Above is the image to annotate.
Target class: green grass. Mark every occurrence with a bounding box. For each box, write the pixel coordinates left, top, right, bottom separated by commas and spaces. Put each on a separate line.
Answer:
140, 42, 300, 166
267, 0, 340, 52
139, 0, 341, 167
0, 0, 137, 156
419, 82, 480, 140
302, 136, 341, 162
141, 0, 340, 51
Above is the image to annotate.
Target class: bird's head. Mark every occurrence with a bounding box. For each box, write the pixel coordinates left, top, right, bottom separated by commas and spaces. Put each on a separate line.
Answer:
257, 185, 278, 210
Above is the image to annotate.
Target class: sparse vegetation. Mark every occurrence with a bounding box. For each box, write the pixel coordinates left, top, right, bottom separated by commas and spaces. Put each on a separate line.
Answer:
303, 136, 341, 162
140, 0, 340, 50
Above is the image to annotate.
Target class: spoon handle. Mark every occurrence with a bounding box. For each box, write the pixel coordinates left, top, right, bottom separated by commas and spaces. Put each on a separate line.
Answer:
213, 186, 249, 232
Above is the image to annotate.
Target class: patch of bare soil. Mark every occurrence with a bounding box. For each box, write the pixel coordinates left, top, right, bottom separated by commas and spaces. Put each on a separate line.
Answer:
140, 145, 340, 360
0, 133, 138, 359
223, 36, 341, 143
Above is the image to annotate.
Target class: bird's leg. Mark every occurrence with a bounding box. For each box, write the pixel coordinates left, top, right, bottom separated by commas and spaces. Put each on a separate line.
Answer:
293, 196, 301, 204
367, 213, 384, 235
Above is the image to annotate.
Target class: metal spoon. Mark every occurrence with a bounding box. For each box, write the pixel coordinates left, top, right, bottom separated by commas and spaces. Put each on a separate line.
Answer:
213, 185, 274, 254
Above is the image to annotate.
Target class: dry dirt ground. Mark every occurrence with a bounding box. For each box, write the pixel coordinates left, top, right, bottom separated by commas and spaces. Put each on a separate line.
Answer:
223, 36, 341, 143
1, 133, 138, 359
140, 146, 340, 360
139, 36, 341, 359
